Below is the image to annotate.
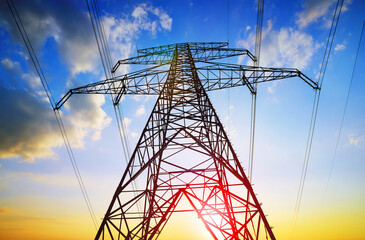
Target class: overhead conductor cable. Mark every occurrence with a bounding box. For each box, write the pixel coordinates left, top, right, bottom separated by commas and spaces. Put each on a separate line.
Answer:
6, 0, 98, 229
295, 0, 344, 221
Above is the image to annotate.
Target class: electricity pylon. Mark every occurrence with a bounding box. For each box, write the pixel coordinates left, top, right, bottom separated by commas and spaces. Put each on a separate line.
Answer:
56, 42, 317, 240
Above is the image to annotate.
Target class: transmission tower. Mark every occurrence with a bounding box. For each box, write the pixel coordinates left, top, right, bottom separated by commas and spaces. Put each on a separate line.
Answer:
55, 42, 317, 240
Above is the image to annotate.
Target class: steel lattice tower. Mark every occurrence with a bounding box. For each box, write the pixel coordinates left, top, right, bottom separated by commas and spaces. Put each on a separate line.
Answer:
56, 42, 318, 240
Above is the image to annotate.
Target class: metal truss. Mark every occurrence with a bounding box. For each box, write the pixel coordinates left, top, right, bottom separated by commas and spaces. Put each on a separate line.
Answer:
111, 42, 256, 72
55, 42, 316, 240
55, 44, 318, 110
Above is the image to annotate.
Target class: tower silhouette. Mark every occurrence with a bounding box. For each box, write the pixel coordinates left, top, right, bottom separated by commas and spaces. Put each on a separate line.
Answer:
56, 42, 317, 240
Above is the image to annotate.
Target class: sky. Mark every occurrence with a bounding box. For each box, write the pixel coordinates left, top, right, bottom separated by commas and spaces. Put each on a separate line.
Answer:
0, 0, 364, 239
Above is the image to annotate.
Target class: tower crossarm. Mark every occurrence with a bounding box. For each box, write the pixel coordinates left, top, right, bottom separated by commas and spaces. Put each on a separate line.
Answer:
112, 43, 256, 73
190, 47, 256, 63
55, 62, 318, 109
196, 62, 319, 94
54, 64, 170, 110
111, 52, 174, 72
137, 42, 228, 54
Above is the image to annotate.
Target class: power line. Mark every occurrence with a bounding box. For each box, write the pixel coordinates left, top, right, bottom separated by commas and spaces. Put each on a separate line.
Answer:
6, 2, 56, 108
248, 0, 264, 183
227, 0, 230, 46
86, 0, 110, 78
326, 20, 364, 188
95, 0, 113, 70
227, 0, 230, 134
54, 111, 99, 229
86, 0, 132, 162
6, 0, 98, 229
295, 0, 344, 222
86, 0, 141, 217
244, 1, 264, 232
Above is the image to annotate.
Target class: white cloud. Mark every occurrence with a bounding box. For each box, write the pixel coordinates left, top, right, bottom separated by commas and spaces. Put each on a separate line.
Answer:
334, 43, 346, 51
0, 1, 173, 77
296, 0, 352, 28
123, 117, 132, 128
131, 132, 139, 138
342, 0, 353, 12
296, 0, 336, 28
154, 9, 172, 31
130, 95, 156, 103
0, 86, 62, 161
349, 137, 360, 146
246, 26, 251, 31
0, 58, 111, 161
0, 1, 172, 162
1, 58, 16, 69
136, 105, 146, 116
0, 1, 98, 76
237, 20, 319, 70
348, 134, 363, 147
229, 128, 237, 137
132, 6, 148, 19
103, 3, 172, 75
0, 84, 111, 162
62, 37, 99, 75
267, 81, 279, 94
21, 73, 42, 92
64, 94, 112, 144
128, 3, 172, 37
1, 58, 42, 95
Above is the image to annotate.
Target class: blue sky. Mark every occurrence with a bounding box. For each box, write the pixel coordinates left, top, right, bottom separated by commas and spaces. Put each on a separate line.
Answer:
0, 0, 364, 239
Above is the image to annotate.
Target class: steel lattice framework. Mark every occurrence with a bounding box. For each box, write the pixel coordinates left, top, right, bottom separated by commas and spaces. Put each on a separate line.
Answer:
56, 42, 317, 240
